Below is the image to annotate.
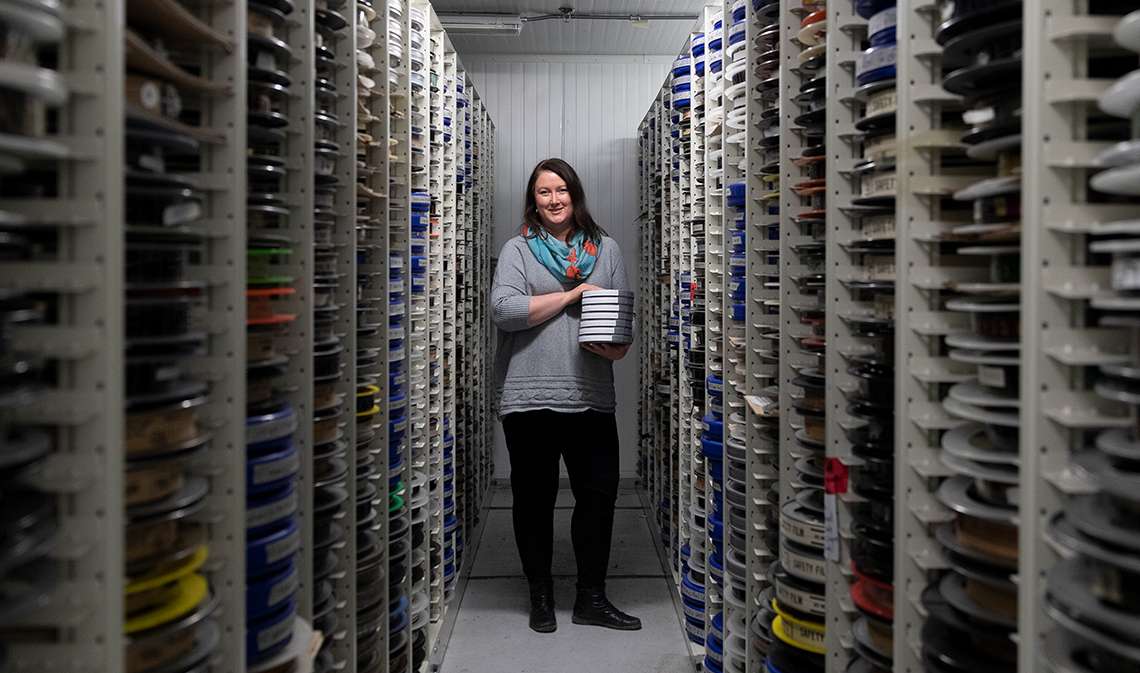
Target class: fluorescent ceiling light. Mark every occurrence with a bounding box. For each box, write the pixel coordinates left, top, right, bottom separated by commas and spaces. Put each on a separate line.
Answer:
439, 14, 523, 35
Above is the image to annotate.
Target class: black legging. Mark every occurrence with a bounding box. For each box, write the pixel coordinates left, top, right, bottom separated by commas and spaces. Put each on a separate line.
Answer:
502, 409, 620, 591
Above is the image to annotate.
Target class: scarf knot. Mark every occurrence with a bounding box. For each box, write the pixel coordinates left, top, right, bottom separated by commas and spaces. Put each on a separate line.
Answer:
525, 227, 601, 282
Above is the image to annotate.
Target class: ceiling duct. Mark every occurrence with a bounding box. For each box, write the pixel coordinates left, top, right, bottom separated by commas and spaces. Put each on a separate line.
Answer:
439, 14, 524, 35
439, 7, 698, 35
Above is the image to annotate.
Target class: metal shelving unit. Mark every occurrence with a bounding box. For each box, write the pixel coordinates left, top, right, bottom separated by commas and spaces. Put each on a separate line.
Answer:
0, 0, 493, 671
640, 3, 1140, 673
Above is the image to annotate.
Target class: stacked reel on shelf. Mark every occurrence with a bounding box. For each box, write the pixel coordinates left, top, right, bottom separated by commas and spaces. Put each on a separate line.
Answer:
844, 2, 898, 671
0, 0, 65, 664
664, 51, 691, 641
352, 1, 391, 672
404, 6, 434, 669
703, 6, 728, 659
384, 1, 411, 669
122, 0, 240, 667
717, 3, 763, 670
928, 2, 1025, 671
746, 0, 783, 666
769, 0, 828, 670
1044, 8, 1140, 672
244, 0, 313, 665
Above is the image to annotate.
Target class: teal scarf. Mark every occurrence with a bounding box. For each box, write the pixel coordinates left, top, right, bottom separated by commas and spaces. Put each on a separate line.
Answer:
525, 226, 601, 282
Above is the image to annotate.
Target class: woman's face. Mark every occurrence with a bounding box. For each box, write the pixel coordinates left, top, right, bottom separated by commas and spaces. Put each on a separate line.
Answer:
533, 170, 573, 232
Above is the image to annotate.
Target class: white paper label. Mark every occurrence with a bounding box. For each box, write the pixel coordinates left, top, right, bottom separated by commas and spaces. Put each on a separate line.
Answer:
246, 412, 298, 445
824, 492, 840, 562
775, 577, 826, 617
1112, 257, 1140, 291
861, 172, 897, 199
253, 452, 300, 485
256, 609, 295, 651
863, 134, 897, 162
138, 152, 164, 173
248, 490, 298, 530
865, 88, 898, 119
781, 512, 826, 549
267, 570, 299, 607
163, 201, 203, 227
784, 542, 828, 582
862, 213, 896, 238
154, 365, 180, 382
263, 528, 300, 565
977, 364, 1007, 389
255, 50, 278, 72
869, 7, 897, 36
857, 44, 897, 78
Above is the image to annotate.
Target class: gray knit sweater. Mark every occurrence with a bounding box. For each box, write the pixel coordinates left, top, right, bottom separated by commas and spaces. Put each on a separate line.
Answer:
491, 234, 632, 419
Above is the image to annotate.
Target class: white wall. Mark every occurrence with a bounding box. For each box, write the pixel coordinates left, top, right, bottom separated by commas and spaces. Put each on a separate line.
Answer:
464, 54, 671, 479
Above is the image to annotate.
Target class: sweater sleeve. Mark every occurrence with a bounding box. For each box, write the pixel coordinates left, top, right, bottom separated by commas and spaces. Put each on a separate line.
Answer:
491, 240, 533, 332
610, 241, 636, 340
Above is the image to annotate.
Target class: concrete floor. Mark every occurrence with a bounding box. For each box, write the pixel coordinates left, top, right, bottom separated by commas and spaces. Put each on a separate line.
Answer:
439, 486, 696, 673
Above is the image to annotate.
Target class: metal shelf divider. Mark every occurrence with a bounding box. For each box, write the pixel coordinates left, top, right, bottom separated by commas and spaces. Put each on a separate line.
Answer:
893, 3, 955, 671
823, 3, 866, 667
0, 1, 493, 671
325, 0, 359, 665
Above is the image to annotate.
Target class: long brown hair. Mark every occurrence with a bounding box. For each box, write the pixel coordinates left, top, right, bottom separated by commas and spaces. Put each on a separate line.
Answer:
521, 158, 606, 242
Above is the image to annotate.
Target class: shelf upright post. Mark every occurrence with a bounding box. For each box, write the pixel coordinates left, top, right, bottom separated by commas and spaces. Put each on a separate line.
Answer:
892, 4, 957, 670
0, 0, 127, 667
478, 104, 494, 503
1019, 2, 1134, 669
778, 0, 813, 514
440, 45, 458, 582
363, 0, 394, 664
720, 1, 753, 666
476, 92, 489, 511
647, 102, 659, 515
326, 0, 360, 663
196, 1, 249, 667
822, 3, 868, 668
403, 3, 431, 637
663, 24, 676, 595
743, 2, 777, 671
637, 121, 649, 496
702, 4, 724, 654
65, 0, 127, 661
425, 9, 445, 627
390, 1, 414, 668
274, 0, 316, 623
661, 85, 679, 586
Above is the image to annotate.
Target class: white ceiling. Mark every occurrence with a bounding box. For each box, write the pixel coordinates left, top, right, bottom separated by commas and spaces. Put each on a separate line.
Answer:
431, 0, 704, 56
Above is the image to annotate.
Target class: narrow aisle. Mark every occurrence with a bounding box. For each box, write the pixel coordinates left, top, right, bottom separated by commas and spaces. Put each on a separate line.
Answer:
440, 485, 696, 673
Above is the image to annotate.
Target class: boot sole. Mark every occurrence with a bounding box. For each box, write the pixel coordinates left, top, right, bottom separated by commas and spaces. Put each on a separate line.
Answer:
530, 622, 557, 633
571, 615, 642, 631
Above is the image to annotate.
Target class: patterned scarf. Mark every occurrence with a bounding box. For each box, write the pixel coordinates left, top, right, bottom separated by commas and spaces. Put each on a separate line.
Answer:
525, 226, 601, 282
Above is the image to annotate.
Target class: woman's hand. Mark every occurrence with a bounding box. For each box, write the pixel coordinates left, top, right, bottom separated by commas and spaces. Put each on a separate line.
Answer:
581, 342, 631, 361
526, 284, 605, 328
567, 283, 605, 303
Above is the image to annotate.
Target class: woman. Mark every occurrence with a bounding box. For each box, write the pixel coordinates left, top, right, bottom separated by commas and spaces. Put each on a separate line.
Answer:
491, 158, 640, 634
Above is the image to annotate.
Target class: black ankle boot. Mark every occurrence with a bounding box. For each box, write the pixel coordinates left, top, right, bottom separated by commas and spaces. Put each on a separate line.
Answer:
572, 585, 642, 630
528, 582, 556, 633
